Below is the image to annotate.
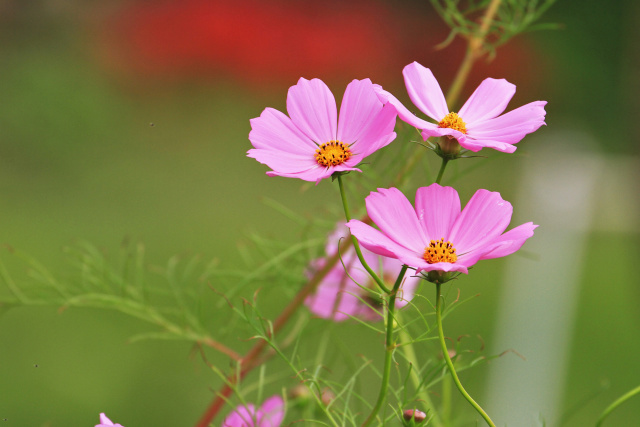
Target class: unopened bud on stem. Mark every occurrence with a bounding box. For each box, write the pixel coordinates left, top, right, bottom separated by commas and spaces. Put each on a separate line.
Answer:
403, 409, 427, 425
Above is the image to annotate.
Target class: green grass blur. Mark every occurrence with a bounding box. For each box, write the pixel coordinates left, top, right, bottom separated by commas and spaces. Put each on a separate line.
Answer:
0, 1, 638, 426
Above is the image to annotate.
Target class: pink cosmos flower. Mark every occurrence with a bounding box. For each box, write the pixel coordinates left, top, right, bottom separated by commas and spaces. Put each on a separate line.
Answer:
96, 413, 124, 427
222, 395, 285, 427
248, 78, 397, 183
346, 184, 537, 275
376, 61, 546, 153
305, 224, 418, 322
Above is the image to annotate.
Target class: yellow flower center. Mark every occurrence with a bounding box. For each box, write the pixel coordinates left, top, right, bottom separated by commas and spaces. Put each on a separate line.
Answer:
438, 112, 467, 134
315, 140, 352, 167
423, 238, 458, 264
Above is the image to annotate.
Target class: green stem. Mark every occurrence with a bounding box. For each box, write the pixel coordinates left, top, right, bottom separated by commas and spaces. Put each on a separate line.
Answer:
435, 158, 449, 185
435, 283, 496, 427
441, 374, 452, 426
596, 385, 640, 427
361, 265, 408, 427
337, 175, 391, 294
396, 315, 443, 427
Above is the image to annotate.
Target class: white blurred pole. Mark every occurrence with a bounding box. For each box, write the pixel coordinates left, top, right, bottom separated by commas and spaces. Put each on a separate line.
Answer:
484, 134, 603, 426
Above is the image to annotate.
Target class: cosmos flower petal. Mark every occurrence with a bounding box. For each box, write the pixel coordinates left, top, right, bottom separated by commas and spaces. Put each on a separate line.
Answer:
454, 250, 485, 268
352, 103, 397, 157
306, 279, 365, 322
286, 77, 337, 143
419, 261, 468, 274
266, 165, 360, 184
375, 86, 438, 130
420, 126, 465, 141
403, 62, 449, 121
365, 188, 427, 250
449, 189, 513, 255
99, 414, 112, 425
96, 413, 124, 427
257, 396, 285, 427
480, 222, 538, 260
306, 262, 381, 322
414, 184, 461, 241
337, 79, 384, 144
249, 108, 317, 154
247, 149, 319, 174
346, 220, 415, 260
469, 101, 547, 144
458, 78, 516, 124
457, 137, 518, 153
223, 403, 258, 427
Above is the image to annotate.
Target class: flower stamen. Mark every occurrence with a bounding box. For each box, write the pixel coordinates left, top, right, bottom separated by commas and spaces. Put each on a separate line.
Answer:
438, 112, 467, 134
423, 238, 458, 264
315, 140, 352, 167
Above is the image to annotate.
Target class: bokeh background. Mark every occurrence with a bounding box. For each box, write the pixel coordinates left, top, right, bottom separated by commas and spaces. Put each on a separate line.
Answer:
0, 0, 638, 426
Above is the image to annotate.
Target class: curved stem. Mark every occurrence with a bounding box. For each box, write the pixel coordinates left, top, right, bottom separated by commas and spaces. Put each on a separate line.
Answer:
435, 283, 496, 427
361, 265, 408, 427
435, 158, 449, 185
337, 175, 391, 294
596, 385, 640, 427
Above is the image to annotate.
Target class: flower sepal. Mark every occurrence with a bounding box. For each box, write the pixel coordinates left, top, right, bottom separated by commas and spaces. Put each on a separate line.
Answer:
331, 170, 352, 181
422, 269, 461, 285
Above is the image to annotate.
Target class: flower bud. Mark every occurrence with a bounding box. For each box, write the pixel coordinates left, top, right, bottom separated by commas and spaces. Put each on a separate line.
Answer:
402, 409, 427, 425
289, 384, 311, 409
321, 387, 335, 407
289, 384, 310, 400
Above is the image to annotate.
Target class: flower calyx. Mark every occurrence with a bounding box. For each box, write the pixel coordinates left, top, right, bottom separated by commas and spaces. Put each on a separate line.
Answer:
331, 170, 352, 181
422, 270, 461, 285
433, 136, 462, 160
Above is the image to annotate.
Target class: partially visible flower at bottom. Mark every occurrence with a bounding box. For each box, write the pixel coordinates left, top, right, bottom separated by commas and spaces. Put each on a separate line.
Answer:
222, 395, 285, 427
305, 224, 418, 322
96, 413, 124, 427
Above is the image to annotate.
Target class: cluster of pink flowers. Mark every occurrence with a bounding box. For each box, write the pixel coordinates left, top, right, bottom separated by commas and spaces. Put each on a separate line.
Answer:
248, 60, 543, 278
243, 61, 545, 426
248, 61, 546, 180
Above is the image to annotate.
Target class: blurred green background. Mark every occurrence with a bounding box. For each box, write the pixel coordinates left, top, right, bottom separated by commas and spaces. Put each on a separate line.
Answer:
0, 0, 638, 426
